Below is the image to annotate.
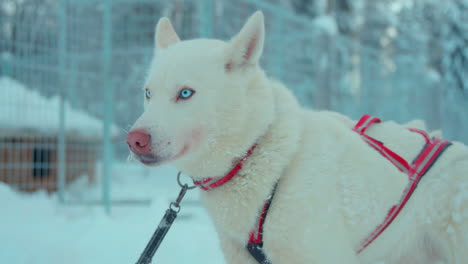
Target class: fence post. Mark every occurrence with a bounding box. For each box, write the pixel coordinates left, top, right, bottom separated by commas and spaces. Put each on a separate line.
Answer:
102, 0, 114, 214
198, 0, 213, 38
1, 53, 11, 77
68, 56, 78, 107
57, 0, 67, 203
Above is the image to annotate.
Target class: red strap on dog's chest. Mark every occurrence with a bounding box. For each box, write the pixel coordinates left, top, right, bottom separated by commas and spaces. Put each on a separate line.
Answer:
353, 115, 451, 254
246, 184, 277, 264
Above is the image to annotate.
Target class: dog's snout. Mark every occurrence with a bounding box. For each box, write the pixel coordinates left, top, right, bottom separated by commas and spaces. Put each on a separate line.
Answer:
126, 129, 152, 154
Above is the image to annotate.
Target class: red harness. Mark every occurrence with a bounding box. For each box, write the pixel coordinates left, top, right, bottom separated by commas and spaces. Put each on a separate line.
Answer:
353, 114, 451, 253
195, 114, 451, 263
192, 143, 275, 263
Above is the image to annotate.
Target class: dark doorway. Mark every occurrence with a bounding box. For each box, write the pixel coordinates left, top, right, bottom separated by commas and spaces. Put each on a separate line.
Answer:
32, 148, 51, 178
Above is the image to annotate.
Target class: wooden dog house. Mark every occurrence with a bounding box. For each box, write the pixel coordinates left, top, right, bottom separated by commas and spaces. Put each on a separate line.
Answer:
0, 133, 98, 192
0, 77, 118, 192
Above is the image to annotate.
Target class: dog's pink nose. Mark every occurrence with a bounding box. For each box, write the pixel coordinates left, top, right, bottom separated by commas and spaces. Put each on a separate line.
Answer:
126, 129, 152, 155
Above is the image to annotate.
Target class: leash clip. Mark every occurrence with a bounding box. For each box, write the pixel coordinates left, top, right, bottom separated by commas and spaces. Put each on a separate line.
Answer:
169, 184, 187, 213
135, 171, 196, 264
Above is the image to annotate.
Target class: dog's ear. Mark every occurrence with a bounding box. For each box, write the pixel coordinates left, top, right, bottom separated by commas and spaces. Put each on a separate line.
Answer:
225, 11, 264, 72
155, 17, 180, 50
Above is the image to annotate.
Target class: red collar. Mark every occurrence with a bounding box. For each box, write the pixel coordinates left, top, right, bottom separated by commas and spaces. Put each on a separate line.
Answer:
193, 144, 257, 191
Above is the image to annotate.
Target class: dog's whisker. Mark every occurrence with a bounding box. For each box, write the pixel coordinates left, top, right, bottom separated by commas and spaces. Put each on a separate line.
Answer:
126, 153, 135, 162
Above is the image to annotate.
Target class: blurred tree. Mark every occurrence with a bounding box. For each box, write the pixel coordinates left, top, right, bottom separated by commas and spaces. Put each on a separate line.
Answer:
0, 0, 58, 56
411, 0, 467, 95
290, 0, 326, 17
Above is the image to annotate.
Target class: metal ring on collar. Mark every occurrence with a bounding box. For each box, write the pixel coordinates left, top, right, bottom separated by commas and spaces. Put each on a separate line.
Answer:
176, 171, 197, 189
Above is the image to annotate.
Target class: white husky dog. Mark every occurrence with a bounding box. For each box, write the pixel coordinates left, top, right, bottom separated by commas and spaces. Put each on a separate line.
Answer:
127, 11, 468, 264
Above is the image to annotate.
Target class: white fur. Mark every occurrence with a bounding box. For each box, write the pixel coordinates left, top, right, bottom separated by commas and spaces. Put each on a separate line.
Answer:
130, 11, 468, 264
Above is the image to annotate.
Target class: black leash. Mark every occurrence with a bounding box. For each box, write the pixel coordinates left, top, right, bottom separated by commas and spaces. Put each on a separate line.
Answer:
135, 172, 196, 264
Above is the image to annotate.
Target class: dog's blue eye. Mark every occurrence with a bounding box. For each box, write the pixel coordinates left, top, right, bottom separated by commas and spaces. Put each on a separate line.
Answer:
178, 88, 195, 100
180, 89, 192, 98
145, 89, 152, 99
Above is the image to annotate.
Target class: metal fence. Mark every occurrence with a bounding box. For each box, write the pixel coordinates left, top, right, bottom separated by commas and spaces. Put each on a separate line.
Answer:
0, 0, 466, 212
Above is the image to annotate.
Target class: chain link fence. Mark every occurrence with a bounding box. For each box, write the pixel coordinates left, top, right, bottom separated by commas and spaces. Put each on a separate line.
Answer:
1, 0, 466, 211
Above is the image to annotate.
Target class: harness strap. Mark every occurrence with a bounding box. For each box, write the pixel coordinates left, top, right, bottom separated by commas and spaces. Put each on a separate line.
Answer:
411, 138, 450, 179
246, 184, 277, 264
353, 114, 382, 134
407, 128, 431, 144
360, 135, 411, 174
244, 115, 451, 262
354, 115, 451, 253
353, 115, 411, 174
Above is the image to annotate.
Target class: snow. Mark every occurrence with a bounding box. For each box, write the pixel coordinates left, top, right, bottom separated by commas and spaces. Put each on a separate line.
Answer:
0, 77, 119, 138
1, 1, 16, 16
0, 163, 224, 264
313, 15, 337, 35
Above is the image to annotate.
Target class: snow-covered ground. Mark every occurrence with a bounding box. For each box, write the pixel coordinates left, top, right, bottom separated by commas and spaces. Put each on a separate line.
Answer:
0, 163, 224, 264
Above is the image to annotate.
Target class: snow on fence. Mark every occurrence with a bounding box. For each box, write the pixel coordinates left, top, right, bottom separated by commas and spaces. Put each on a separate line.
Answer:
0, 0, 466, 210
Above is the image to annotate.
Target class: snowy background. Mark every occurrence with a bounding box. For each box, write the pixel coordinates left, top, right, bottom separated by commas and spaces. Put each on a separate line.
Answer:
0, 0, 466, 263
0, 164, 225, 264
